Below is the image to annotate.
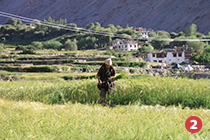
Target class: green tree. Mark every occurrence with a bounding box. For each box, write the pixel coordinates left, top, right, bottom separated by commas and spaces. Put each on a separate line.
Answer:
138, 43, 154, 53
95, 22, 101, 28
170, 32, 179, 39
6, 18, 18, 26
86, 23, 95, 30
17, 20, 22, 25
148, 31, 157, 37
64, 39, 78, 51
187, 41, 205, 52
43, 41, 63, 50
32, 41, 43, 49
107, 24, 117, 33
21, 45, 36, 54
184, 24, 197, 36
151, 37, 170, 50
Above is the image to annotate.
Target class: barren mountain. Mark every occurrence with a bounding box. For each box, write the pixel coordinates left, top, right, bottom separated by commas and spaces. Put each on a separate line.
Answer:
0, 0, 209, 34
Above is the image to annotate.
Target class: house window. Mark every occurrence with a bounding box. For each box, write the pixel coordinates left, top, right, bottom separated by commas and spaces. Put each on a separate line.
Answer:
159, 60, 162, 63
173, 53, 177, 57
178, 53, 182, 57
134, 45, 136, 48
131, 49, 133, 51
154, 60, 157, 62
153, 54, 155, 57
130, 45, 132, 47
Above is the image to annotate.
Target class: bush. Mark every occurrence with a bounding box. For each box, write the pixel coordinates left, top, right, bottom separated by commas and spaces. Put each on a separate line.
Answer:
15, 45, 24, 50
64, 40, 78, 51
21, 45, 36, 54
129, 69, 135, 73
43, 41, 63, 50
138, 43, 154, 53
32, 41, 43, 49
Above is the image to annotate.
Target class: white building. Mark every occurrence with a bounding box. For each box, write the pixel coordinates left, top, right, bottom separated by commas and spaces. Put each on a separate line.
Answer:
134, 27, 149, 38
111, 40, 141, 51
144, 46, 193, 64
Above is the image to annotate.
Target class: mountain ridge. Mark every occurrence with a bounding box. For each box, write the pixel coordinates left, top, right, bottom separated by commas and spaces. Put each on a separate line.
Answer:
0, 0, 209, 34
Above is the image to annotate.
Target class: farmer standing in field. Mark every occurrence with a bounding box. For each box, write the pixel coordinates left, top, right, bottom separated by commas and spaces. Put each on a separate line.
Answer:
97, 58, 116, 102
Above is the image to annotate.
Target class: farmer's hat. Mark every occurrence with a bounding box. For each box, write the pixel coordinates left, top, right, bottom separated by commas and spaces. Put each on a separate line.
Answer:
104, 58, 112, 66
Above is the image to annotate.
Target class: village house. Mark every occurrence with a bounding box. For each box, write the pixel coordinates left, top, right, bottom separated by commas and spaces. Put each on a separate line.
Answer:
111, 40, 141, 51
143, 46, 193, 64
134, 27, 149, 38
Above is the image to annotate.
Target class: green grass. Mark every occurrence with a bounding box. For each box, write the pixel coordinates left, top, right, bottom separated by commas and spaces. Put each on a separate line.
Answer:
0, 99, 210, 140
0, 77, 210, 109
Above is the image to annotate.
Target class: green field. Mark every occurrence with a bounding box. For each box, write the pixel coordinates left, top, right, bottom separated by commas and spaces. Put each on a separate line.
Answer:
0, 99, 210, 140
1, 47, 210, 139
0, 77, 210, 108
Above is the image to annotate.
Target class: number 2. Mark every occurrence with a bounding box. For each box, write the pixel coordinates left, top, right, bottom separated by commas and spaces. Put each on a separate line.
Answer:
190, 120, 197, 129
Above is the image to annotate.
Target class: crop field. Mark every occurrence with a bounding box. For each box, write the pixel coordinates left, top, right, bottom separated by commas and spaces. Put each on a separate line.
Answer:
0, 77, 210, 108
0, 99, 210, 140
0, 48, 210, 139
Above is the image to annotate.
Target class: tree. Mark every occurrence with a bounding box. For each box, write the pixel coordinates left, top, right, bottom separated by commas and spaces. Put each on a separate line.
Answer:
6, 18, 18, 26
148, 31, 157, 37
64, 39, 78, 51
43, 41, 63, 50
170, 32, 179, 39
86, 23, 95, 30
32, 41, 43, 49
21, 45, 36, 54
95, 22, 101, 28
107, 24, 117, 33
187, 41, 205, 52
151, 36, 170, 50
138, 43, 154, 53
184, 24, 197, 36
17, 20, 22, 25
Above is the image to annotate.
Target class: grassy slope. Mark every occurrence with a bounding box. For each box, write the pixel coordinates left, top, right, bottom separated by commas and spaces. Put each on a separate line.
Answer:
0, 99, 210, 140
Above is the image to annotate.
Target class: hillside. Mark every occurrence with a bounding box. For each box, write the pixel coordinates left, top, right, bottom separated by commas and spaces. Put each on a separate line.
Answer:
0, 0, 210, 34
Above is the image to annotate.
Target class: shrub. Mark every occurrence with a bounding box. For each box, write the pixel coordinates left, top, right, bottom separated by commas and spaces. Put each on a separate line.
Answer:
32, 41, 43, 49
21, 45, 36, 54
64, 39, 78, 51
129, 69, 135, 73
43, 41, 63, 50
15, 45, 24, 50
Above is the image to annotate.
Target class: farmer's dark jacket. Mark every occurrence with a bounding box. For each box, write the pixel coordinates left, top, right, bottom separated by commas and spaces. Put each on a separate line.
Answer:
97, 64, 116, 82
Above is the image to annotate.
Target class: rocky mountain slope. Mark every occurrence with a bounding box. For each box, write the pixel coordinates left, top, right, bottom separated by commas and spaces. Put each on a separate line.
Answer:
0, 0, 209, 34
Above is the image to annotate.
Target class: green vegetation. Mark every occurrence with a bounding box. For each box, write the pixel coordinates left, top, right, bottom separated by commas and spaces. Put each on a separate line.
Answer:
0, 18, 142, 50
138, 43, 154, 53
64, 39, 78, 51
0, 77, 210, 109
1, 99, 209, 140
191, 45, 210, 63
